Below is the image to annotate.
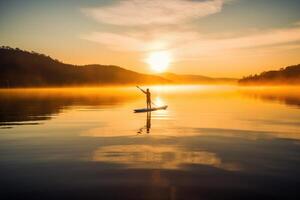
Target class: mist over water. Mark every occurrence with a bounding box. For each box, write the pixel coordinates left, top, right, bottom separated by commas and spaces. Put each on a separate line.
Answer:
1, 85, 300, 199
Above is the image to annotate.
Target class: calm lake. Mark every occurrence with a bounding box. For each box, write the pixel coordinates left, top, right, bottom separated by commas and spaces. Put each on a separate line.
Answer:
0, 85, 300, 200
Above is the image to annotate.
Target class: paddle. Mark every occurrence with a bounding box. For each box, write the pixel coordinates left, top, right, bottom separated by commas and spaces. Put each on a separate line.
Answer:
136, 86, 145, 93
151, 101, 158, 107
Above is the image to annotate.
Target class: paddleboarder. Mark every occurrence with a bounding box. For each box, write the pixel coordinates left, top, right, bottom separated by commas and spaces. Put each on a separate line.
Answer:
137, 86, 151, 110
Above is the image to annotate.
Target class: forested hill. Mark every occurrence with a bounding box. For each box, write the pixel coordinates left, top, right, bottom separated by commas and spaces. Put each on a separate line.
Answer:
0, 47, 169, 87
239, 64, 300, 85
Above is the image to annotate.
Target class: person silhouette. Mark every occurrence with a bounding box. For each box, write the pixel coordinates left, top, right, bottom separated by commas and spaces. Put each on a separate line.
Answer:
146, 88, 151, 110
137, 86, 151, 110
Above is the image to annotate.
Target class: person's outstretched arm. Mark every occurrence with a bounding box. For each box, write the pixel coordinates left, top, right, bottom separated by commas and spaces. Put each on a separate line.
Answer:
136, 86, 147, 94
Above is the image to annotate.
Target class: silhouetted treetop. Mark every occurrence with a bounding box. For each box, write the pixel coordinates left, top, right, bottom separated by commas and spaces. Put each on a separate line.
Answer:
239, 64, 300, 85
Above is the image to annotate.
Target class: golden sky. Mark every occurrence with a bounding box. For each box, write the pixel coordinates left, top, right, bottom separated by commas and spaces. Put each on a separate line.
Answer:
1, 0, 300, 77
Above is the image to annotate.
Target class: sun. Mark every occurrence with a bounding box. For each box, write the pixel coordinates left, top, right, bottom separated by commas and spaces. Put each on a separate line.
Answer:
146, 51, 171, 73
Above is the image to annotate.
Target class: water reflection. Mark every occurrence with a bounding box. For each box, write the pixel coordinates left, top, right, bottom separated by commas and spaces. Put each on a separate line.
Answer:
137, 112, 152, 134
1, 86, 300, 127
239, 86, 300, 108
92, 144, 241, 171
92, 145, 221, 169
1, 86, 300, 199
0, 88, 137, 127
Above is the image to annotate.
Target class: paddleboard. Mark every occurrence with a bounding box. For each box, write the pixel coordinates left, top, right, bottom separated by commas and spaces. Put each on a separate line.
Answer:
134, 105, 168, 113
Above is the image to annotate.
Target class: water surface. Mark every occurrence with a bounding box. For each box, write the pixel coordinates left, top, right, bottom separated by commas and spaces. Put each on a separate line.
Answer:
0, 86, 300, 199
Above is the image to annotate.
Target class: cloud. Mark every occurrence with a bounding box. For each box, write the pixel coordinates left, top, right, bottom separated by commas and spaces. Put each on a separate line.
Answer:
81, 26, 300, 59
81, 0, 300, 62
81, 29, 199, 52
176, 26, 300, 59
82, 0, 225, 26
81, 32, 146, 51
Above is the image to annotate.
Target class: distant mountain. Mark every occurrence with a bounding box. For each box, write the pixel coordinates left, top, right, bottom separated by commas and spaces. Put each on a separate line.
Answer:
239, 64, 300, 85
0, 46, 169, 87
161, 72, 237, 84
0, 46, 237, 87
